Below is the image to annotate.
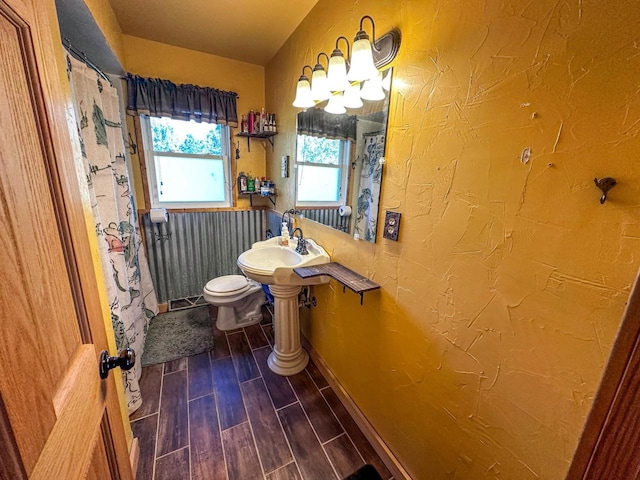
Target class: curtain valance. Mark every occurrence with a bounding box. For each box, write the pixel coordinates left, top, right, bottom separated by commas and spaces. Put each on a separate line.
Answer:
297, 108, 357, 141
126, 74, 238, 127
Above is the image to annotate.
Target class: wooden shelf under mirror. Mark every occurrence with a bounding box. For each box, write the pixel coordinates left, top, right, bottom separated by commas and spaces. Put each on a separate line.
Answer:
294, 262, 380, 305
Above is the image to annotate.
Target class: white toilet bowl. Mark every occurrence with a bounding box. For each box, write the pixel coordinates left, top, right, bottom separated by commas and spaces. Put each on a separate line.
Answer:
203, 275, 266, 331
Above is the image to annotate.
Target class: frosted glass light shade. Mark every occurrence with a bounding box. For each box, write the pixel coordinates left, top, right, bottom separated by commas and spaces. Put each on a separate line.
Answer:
360, 72, 385, 101
343, 82, 363, 109
327, 50, 349, 92
292, 76, 315, 109
311, 68, 330, 102
324, 92, 346, 114
347, 33, 377, 82
381, 69, 392, 91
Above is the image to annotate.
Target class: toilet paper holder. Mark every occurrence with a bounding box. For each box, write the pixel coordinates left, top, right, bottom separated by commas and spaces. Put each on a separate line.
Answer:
149, 208, 172, 242
153, 223, 172, 243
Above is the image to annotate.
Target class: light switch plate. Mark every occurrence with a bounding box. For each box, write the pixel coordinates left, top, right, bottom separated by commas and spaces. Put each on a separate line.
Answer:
281, 155, 289, 178
383, 211, 401, 241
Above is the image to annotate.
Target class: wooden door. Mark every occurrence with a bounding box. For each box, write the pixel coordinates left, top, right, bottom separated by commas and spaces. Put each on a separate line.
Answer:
567, 275, 640, 479
0, 0, 133, 479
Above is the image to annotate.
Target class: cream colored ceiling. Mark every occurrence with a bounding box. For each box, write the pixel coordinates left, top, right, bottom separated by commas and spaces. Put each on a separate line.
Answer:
107, 0, 320, 66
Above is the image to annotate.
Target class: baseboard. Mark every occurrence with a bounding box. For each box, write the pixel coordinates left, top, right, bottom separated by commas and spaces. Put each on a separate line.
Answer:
157, 302, 168, 313
301, 335, 412, 480
129, 437, 139, 478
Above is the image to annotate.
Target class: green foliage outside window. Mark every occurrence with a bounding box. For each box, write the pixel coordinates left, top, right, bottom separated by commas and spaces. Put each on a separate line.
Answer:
296, 135, 341, 165
150, 117, 222, 155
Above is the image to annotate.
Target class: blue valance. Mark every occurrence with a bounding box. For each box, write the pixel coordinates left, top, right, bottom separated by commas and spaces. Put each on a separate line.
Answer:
126, 74, 238, 127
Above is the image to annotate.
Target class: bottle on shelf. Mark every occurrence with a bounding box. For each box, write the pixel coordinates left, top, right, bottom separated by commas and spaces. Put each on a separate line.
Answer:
237, 172, 248, 193
260, 177, 269, 196
248, 110, 256, 134
260, 108, 266, 133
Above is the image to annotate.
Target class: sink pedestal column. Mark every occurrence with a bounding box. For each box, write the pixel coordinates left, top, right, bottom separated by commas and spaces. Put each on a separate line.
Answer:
267, 284, 308, 375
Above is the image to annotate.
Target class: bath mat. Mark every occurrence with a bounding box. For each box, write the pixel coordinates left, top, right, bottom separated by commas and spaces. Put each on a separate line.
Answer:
344, 465, 382, 480
141, 305, 213, 366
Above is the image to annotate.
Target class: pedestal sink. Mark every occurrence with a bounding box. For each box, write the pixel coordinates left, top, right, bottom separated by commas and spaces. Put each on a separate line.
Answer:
237, 237, 330, 375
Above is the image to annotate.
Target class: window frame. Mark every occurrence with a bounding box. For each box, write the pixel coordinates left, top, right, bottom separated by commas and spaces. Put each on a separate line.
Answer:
140, 115, 232, 209
294, 134, 351, 207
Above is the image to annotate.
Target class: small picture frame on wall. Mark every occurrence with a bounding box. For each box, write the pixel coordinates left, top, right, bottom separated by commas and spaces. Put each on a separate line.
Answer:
383, 211, 401, 241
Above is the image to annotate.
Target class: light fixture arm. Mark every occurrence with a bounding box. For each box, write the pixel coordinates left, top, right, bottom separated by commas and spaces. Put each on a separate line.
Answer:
335, 36, 351, 61
301, 65, 313, 77
316, 52, 330, 70
359, 15, 378, 51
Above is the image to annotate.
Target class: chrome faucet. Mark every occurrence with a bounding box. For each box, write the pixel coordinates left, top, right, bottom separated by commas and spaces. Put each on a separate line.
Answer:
290, 227, 308, 255
281, 209, 300, 232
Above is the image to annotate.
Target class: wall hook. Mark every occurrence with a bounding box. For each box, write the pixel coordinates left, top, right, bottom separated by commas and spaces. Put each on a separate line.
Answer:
594, 177, 616, 204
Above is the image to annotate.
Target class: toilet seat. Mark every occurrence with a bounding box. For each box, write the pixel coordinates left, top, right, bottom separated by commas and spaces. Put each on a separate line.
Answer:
204, 275, 252, 297
202, 275, 266, 331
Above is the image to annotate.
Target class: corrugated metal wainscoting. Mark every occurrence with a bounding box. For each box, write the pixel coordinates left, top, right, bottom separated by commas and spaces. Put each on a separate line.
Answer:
142, 210, 265, 303
267, 209, 348, 234
303, 208, 348, 233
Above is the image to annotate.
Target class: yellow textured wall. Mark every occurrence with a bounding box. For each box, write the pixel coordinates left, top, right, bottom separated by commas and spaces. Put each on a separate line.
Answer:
122, 35, 267, 208
266, 0, 640, 478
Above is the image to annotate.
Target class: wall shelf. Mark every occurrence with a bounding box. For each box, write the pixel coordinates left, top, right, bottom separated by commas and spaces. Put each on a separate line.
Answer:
293, 262, 380, 305
240, 192, 277, 206
237, 132, 277, 152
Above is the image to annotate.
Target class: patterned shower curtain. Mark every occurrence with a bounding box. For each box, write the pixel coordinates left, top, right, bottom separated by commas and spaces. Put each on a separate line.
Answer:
354, 133, 385, 242
66, 53, 158, 414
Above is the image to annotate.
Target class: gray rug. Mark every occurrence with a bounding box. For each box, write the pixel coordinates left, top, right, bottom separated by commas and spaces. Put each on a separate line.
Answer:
141, 305, 214, 366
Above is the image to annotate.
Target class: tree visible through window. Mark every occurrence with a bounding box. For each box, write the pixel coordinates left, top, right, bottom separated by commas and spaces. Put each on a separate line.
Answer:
151, 118, 222, 155
143, 116, 231, 208
297, 136, 341, 165
296, 134, 349, 205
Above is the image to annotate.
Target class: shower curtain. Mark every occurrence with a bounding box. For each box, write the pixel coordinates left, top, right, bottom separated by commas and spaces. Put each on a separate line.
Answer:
354, 133, 385, 242
66, 53, 158, 414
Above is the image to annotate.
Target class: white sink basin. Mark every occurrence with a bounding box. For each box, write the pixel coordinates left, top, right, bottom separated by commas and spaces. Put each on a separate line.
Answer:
237, 236, 330, 285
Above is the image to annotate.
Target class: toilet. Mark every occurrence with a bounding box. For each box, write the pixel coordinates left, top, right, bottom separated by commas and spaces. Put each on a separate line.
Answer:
203, 275, 266, 331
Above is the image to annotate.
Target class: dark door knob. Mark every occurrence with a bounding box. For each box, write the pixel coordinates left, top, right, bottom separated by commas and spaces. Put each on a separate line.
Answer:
99, 348, 136, 379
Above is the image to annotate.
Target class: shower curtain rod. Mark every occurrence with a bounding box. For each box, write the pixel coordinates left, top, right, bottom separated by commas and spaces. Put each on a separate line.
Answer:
63, 37, 113, 87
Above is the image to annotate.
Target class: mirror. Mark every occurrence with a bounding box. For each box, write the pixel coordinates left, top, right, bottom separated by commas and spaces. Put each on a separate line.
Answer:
294, 68, 392, 243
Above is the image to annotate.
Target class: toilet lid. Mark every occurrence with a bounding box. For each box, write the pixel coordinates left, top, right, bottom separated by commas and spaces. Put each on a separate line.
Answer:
204, 275, 253, 297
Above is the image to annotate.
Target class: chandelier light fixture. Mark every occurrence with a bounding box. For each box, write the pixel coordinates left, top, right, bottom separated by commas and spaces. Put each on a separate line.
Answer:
324, 91, 347, 114
292, 16, 400, 114
327, 36, 351, 92
360, 71, 385, 101
310, 53, 331, 101
292, 65, 315, 109
343, 82, 363, 109
347, 16, 379, 83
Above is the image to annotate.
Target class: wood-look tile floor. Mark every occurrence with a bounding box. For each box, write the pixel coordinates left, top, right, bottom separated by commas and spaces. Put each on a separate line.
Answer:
130, 305, 393, 480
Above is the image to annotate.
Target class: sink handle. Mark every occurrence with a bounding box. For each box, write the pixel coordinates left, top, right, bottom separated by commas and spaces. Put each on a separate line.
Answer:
295, 238, 309, 255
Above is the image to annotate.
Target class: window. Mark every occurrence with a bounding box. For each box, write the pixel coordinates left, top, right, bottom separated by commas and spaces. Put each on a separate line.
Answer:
141, 116, 231, 208
295, 134, 350, 206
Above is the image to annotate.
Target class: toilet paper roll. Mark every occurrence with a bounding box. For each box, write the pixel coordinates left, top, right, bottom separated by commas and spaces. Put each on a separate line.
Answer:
338, 205, 352, 217
150, 208, 168, 224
